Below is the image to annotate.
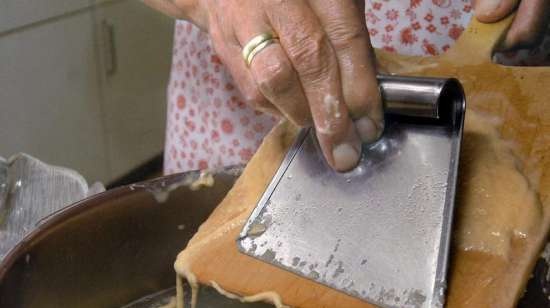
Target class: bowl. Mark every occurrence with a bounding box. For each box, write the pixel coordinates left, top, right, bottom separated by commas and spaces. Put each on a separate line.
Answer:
0, 169, 268, 308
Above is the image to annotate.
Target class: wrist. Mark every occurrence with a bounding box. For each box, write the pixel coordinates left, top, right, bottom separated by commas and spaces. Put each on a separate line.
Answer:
174, 0, 209, 30
144, 0, 208, 30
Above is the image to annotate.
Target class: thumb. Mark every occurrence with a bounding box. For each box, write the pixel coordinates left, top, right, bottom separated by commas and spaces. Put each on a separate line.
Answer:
474, 0, 519, 23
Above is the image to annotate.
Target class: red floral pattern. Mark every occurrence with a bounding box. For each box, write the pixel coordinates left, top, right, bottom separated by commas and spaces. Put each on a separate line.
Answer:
164, 0, 550, 174
366, 0, 471, 56
164, 21, 278, 174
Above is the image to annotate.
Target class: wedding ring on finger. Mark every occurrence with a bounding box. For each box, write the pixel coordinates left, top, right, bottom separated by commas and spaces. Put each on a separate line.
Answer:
242, 33, 279, 67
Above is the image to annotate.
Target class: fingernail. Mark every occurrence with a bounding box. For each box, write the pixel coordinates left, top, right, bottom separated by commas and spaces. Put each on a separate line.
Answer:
356, 116, 383, 143
332, 143, 360, 172
476, 0, 501, 15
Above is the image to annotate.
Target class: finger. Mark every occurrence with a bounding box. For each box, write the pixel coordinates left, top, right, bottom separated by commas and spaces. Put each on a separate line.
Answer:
309, 0, 383, 143
474, 0, 519, 23
233, 17, 312, 126
265, 0, 362, 171
501, 0, 550, 50
209, 19, 281, 116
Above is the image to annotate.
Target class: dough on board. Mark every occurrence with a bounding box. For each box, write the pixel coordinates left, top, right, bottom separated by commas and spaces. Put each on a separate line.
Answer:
172, 110, 545, 308
455, 111, 541, 257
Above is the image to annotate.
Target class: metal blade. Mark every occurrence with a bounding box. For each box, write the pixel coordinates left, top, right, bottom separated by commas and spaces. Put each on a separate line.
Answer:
238, 76, 465, 308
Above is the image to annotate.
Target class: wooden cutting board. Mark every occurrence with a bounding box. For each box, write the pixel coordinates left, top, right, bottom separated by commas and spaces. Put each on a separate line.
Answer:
174, 16, 550, 308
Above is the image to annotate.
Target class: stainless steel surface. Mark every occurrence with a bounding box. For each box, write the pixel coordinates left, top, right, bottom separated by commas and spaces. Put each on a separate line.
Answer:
0, 168, 270, 308
379, 75, 450, 119
238, 77, 466, 308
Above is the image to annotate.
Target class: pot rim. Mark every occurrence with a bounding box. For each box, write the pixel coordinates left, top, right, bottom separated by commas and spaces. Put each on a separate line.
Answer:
0, 169, 220, 281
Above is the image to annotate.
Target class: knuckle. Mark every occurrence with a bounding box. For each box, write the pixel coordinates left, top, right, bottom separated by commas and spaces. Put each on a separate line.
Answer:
326, 21, 367, 48
286, 31, 333, 80
256, 59, 294, 96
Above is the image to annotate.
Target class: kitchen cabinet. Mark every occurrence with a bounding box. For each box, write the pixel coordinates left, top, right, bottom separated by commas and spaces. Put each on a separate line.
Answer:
0, 10, 109, 182
0, 0, 91, 33
94, 0, 172, 180
0, 0, 173, 183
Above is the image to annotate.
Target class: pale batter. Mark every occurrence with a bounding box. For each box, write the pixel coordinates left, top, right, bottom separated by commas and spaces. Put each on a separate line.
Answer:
455, 111, 542, 257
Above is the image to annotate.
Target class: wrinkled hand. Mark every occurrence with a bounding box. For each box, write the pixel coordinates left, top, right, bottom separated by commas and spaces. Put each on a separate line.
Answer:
146, 0, 383, 172
474, 0, 550, 50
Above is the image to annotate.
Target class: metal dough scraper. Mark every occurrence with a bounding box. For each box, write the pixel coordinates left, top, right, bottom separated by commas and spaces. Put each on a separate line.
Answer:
237, 75, 466, 308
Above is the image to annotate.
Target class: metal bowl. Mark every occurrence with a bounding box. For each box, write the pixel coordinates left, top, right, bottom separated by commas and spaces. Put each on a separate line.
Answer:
0, 169, 268, 308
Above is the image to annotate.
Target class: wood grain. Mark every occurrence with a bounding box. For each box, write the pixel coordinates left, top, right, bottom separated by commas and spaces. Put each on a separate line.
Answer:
175, 16, 550, 308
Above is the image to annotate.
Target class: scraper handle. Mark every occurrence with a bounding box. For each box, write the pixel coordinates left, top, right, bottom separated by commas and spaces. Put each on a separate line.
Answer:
378, 74, 465, 122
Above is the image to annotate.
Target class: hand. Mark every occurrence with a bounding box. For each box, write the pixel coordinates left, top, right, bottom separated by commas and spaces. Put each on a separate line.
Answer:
474, 0, 550, 50
146, 0, 383, 172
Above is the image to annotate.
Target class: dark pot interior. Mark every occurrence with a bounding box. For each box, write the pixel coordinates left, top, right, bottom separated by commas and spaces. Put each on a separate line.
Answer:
0, 170, 268, 308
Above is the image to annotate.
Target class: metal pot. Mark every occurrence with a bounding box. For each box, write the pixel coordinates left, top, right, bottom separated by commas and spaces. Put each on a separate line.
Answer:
0, 168, 268, 308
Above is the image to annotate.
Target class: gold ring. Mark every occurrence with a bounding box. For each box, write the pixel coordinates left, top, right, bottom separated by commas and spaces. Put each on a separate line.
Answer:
242, 33, 278, 66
